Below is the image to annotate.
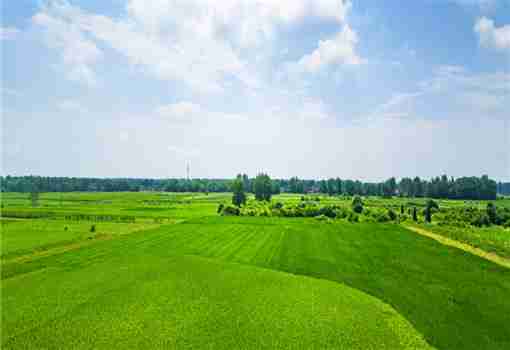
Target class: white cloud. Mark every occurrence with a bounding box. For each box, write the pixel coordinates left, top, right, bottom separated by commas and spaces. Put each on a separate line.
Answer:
32, 0, 358, 92
370, 65, 509, 123
474, 17, 510, 52
0, 26, 20, 40
32, 9, 102, 86
295, 24, 363, 73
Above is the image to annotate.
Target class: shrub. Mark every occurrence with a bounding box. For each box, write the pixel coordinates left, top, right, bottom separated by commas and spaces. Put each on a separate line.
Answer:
90, 225, 96, 233
348, 212, 359, 223
319, 206, 337, 218
272, 202, 284, 209
375, 211, 391, 223
471, 213, 490, 227
352, 196, 363, 214
388, 209, 397, 221
221, 205, 240, 216
315, 214, 330, 222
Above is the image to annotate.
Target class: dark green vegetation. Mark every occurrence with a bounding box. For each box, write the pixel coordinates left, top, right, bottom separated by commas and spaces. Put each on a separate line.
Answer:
2, 174, 507, 200
2, 192, 510, 349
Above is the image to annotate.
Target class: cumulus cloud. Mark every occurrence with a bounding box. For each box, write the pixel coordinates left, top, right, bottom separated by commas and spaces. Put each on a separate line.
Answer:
474, 17, 510, 52
296, 24, 363, 73
0, 26, 20, 40
32, 0, 359, 91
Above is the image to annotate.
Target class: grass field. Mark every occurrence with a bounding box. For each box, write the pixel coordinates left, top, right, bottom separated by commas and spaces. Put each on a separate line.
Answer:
415, 223, 510, 259
2, 192, 510, 349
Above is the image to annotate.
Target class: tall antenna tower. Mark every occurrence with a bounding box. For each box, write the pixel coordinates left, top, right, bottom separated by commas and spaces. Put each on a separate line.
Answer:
186, 162, 190, 181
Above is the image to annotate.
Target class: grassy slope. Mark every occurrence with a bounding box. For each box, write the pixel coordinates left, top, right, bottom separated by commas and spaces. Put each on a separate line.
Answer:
2, 255, 432, 349
3, 218, 510, 349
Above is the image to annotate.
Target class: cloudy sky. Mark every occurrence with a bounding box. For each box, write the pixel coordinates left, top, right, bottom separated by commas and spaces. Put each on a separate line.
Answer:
2, 0, 509, 181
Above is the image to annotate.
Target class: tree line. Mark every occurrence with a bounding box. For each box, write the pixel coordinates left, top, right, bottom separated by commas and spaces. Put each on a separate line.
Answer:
284, 175, 499, 200
0, 176, 231, 193
1, 174, 504, 200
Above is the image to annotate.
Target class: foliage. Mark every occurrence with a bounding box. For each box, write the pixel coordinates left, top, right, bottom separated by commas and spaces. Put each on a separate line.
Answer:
352, 196, 364, 213
221, 205, 240, 216
253, 173, 273, 201
2, 174, 502, 200
231, 177, 246, 207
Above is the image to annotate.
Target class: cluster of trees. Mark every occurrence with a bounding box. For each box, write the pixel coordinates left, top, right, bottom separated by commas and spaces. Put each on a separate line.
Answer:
283, 175, 499, 200
232, 173, 275, 206
2, 175, 505, 201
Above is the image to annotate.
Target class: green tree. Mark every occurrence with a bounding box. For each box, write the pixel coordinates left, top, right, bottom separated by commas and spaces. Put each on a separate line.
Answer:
424, 200, 439, 223
231, 177, 246, 207
253, 173, 272, 201
382, 177, 397, 198
327, 178, 336, 196
30, 177, 39, 207
487, 203, 497, 224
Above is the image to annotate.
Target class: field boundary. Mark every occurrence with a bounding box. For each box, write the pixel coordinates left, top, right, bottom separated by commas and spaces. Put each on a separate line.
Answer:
405, 225, 510, 269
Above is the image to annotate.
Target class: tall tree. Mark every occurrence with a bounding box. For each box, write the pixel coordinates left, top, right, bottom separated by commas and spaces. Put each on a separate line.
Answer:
253, 173, 272, 201
30, 177, 39, 207
231, 177, 246, 207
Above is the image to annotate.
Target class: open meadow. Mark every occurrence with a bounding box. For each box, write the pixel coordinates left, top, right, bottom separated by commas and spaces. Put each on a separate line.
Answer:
1, 192, 510, 349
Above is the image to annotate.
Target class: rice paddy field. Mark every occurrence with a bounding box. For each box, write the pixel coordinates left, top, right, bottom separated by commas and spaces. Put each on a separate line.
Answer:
1, 192, 510, 349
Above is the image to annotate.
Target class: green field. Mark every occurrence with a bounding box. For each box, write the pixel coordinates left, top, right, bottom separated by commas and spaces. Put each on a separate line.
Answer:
2, 192, 510, 349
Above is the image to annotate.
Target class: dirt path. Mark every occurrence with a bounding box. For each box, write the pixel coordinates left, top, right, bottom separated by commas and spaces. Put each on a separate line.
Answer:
405, 225, 510, 269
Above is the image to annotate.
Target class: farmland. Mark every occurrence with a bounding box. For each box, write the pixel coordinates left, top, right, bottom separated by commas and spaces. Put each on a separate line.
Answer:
1, 192, 510, 349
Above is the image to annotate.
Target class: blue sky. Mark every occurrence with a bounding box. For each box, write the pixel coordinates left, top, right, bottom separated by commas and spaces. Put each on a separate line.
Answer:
2, 0, 509, 180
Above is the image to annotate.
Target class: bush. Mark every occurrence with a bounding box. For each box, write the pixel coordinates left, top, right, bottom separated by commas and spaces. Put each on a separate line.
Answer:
352, 196, 363, 214
319, 206, 337, 218
315, 214, 331, 222
272, 202, 284, 209
471, 213, 490, 227
90, 225, 96, 233
375, 211, 391, 223
221, 205, 240, 216
388, 209, 397, 221
348, 212, 359, 223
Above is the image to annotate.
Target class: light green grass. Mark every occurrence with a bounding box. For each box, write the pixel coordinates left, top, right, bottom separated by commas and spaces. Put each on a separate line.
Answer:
0, 219, 158, 259
414, 223, 510, 259
2, 255, 433, 349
